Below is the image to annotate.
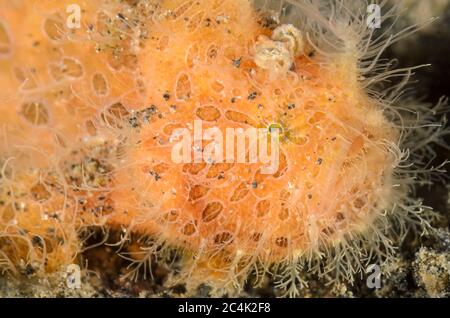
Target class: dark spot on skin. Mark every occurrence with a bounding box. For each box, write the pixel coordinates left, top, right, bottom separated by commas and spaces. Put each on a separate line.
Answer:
275, 237, 288, 248
50, 213, 60, 220
247, 92, 257, 100
139, 105, 158, 122
317, 158, 323, 165
232, 58, 241, 68
128, 116, 140, 128
163, 92, 170, 101
288, 103, 296, 110
149, 171, 161, 181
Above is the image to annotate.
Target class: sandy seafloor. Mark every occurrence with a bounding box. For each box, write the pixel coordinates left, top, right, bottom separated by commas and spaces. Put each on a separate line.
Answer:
0, 0, 449, 298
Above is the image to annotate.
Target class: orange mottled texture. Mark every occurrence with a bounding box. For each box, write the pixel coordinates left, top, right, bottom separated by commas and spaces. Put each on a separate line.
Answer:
109, 0, 397, 265
0, 0, 397, 282
0, 0, 140, 272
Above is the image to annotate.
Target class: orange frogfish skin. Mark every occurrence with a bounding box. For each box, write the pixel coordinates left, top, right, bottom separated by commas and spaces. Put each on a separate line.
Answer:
0, 0, 434, 295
